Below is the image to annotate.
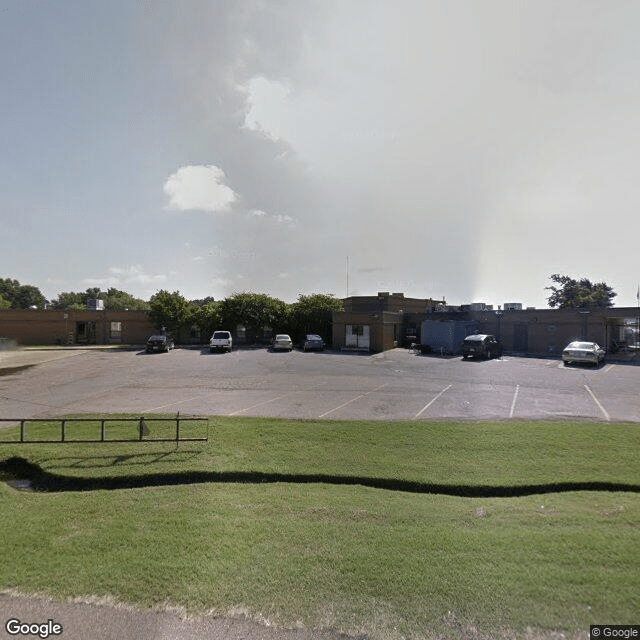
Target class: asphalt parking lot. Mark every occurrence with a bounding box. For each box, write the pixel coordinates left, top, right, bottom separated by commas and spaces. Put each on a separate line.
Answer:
1, 346, 639, 422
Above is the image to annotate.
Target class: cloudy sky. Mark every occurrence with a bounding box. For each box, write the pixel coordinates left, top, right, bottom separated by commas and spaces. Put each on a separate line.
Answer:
2, 0, 640, 308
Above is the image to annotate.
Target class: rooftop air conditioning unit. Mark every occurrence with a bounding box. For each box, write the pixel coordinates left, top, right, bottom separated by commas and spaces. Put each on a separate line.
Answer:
87, 299, 104, 311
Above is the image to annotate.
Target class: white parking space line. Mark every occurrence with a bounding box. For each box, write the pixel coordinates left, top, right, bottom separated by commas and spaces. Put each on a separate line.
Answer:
228, 383, 328, 416
509, 385, 520, 419
143, 395, 202, 413
604, 364, 614, 373
413, 385, 452, 420
228, 395, 290, 416
584, 384, 611, 421
318, 383, 387, 418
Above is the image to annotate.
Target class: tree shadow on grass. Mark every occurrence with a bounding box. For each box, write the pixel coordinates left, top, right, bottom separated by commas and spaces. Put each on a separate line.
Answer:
37, 449, 204, 470
1, 457, 639, 496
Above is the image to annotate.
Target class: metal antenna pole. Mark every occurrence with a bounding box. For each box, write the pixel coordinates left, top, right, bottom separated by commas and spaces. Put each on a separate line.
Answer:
346, 256, 349, 299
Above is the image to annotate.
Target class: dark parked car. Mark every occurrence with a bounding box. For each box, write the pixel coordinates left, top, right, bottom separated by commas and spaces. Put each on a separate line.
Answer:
145, 334, 174, 353
462, 334, 502, 360
302, 334, 325, 351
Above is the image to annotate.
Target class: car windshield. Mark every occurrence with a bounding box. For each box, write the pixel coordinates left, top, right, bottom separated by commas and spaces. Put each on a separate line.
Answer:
148, 335, 165, 341
276, 335, 290, 340
306, 335, 321, 340
213, 332, 229, 339
567, 342, 595, 349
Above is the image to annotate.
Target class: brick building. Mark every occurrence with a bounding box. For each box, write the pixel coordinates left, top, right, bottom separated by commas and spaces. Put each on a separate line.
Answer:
332, 292, 444, 352
333, 292, 639, 359
0, 309, 155, 346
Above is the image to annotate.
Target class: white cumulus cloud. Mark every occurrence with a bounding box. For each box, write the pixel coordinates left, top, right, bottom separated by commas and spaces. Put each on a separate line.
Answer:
242, 76, 292, 141
83, 266, 168, 289
248, 209, 296, 225
164, 165, 238, 212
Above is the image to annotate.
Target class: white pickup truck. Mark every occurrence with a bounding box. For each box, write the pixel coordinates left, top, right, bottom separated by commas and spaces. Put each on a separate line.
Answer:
209, 330, 233, 353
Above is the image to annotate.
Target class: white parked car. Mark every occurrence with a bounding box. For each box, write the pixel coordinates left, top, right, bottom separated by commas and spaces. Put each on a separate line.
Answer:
271, 334, 293, 351
209, 330, 232, 353
562, 341, 605, 366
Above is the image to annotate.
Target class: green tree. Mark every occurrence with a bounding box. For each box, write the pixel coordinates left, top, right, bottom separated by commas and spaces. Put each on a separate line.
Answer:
219, 293, 289, 343
103, 288, 149, 311
545, 274, 616, 309
148, 290, 192, 338
50, 288, 149, 311
0, 293, 11, 309
49, 291, 87, 310
289, 293, 343, 344
191, 300, 222, 339
190, 296, 216, 307
0, 278, 47, 309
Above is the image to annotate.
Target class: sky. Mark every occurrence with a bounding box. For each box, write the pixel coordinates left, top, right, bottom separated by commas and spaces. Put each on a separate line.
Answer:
2, 0, 640, 309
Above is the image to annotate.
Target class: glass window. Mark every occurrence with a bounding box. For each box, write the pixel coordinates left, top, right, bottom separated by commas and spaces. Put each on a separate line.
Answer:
110, 322, 122, 340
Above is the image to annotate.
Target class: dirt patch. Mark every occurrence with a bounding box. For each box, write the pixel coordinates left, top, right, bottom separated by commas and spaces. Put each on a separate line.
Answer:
0, 365, 35, 376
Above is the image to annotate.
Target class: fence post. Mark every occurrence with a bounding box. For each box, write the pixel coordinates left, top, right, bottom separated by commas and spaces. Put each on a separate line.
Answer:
20, 420, 25, 443
61, 419, 66, 442
101, 419, 106, 442
175, 412, 180, 445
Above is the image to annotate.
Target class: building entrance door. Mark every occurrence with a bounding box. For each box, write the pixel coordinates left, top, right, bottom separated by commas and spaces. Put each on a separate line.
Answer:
346, 324, 370, 350
513, 323, 528, 353
76, 321, 97, 345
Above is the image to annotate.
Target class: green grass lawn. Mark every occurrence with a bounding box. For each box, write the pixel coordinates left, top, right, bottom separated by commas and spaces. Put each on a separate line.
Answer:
1, 416, 638, 640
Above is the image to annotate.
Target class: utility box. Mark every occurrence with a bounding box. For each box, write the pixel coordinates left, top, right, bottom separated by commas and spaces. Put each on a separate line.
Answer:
419, 320, 478, 355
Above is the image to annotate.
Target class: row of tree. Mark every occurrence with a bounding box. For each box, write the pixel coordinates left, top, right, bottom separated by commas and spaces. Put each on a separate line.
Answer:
3, 275, 619, 311
148, 291, 344, 345
49, 287, 150, 311
0, 280, 149, 311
